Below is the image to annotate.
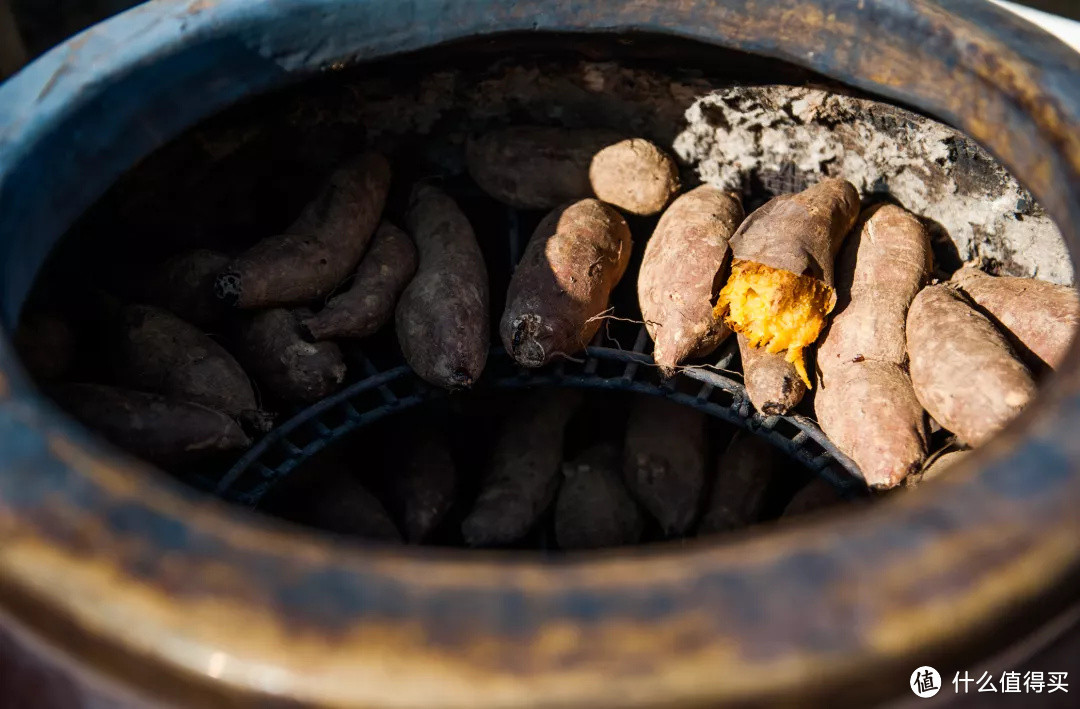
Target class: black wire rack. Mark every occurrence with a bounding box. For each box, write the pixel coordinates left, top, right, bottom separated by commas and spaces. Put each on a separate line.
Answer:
209, 197, 866, 508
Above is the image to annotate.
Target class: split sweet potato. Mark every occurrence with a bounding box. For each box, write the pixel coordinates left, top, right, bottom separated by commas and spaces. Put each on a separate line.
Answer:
303, 222, 418, 341
216, 153, 391, 308
148, 249, 230, 328
467, 126, 622, 210
638, 186, 744, 376
815, 204, 932, 488
461, 390, 579, 547
589, 138, 681, 216
738, 337, 806, 415
952, 266, 1079, 371
396, 185, 489, 389
114, 305, 266, 427
699, 430, 779, 534
554, 443, 643, 550
907, 284, 1037, 446
501, 198, 631, 367
236, 308, 347, 404
623, 397, 707, 536
715, 178, 860, 411
54, 383, 250, 466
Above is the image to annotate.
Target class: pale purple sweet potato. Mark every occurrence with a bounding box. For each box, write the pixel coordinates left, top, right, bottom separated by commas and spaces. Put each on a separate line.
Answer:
554, 443, 643, 550
236, 308, 347, 404
216, 153, 391, 308
54, 383, 250, 466
638, 186, 744, 376
623, 397, 707, 536
461, 390, 580, 547
303, 222, 418, 341
396, 186, 489, 389
501, 198, 631, 367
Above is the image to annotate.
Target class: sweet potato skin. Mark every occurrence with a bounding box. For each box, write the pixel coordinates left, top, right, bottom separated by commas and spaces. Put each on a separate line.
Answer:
589, 139, 680, 216
295, 467, 402, 542
782, 477, 842, 518
217, 153, 390, 308
396, 186, 489, 389
907, 284, 1036, 447
952, 266, 1079, 371
467, 126, 622, 209
54, 383, 250, 466
114, 305, 259, 420
737, 335, 806, 416
638, 186, 744, 376
699, 430, 779, 534
501, 198, 631, 367
394, 431, 457, 543
815, 204, 932, 488
303, 222, 418, 341
236, 308, 347, 404
461, 391, 579, 547
623, 397, 707, 536
148, 249, 230, 328
555, 444, 643, 550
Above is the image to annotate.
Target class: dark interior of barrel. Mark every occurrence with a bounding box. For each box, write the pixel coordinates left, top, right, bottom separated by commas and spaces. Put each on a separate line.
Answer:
17, 36, 1069, 551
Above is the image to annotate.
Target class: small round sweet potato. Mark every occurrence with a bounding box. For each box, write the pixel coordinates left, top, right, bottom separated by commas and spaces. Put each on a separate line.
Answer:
589, 139, 680, 216
114, 305, 262, 423
555, 443, 643, 550
54, 383, 250, 467
639, 186, 743, 375
501, 198, 631, 367
466, 126, 622, 210
236, 308, 347, 405
396, 186, 489, 389
216, 153, 390, 308
303, 222, 418, 341
952, 266, 1079, 371
623, 397, 707, 536
907, 284, 1036, 447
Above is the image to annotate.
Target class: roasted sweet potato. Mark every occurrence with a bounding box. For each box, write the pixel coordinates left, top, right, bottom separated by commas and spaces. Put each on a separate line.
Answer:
54, 383, 250, 466
394, 430, 457, 543
638, 186, 744, 376
906, 450, 969, 487
715, 178, 860, 410
589, 138, 681, 216
114, 305, 265, 427
147, 249, 230, 328
555, 443, 643, 550
396, 186, 489, 389
216, 153, 390, 308
952, 266, 1079, 371
501, 198, 631, 367
699, 430, 779, 534
782, 477, 843, 518
467, 126, 622, 209
295, 466, 402, 542
738, 337, 806, 416
907, 284, 1036, 446
303, 222, 418, 341
623, 397, 706, 536
461, 391, 579, 547
815, 204, 932, 488
236, 308, 347, 404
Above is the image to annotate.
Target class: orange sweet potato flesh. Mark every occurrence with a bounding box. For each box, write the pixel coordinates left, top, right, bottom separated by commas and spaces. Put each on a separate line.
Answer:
815, 204, 932, 488
952, 267, 1079, 372
638, 186, 743, 376
907, 284, 1036, 447
715, 178, 859, 411
396, 186, 490, 389
501, 198, 631, 367
217, 153, 390, 308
